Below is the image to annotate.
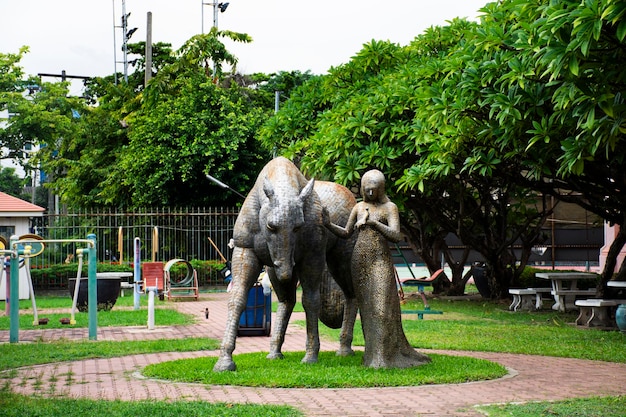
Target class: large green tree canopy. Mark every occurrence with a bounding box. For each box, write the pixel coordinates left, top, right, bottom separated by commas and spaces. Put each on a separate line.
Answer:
1, 48, 84, 169
261, 0, 626, 294
30, 30, 275, 208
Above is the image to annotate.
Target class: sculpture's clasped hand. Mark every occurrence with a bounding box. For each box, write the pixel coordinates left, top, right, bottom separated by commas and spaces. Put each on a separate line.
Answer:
356, 207, 369, 229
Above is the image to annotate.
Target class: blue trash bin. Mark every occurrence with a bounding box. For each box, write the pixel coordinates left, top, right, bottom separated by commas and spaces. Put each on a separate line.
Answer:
237, 282, 271, 336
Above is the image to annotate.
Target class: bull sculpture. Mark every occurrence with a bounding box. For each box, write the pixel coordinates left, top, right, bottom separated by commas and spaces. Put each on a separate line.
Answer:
213, 157, 357, 372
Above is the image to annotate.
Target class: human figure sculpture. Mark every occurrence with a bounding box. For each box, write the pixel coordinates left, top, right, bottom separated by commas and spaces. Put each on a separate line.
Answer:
324, 169, 431, 368
213, 157, 357, 372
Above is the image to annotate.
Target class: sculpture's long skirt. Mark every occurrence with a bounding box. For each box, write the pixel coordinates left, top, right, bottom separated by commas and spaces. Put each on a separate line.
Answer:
352, 226, 430, 368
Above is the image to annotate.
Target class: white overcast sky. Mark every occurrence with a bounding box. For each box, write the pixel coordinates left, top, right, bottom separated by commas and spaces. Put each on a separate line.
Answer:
0, 1, 487, 94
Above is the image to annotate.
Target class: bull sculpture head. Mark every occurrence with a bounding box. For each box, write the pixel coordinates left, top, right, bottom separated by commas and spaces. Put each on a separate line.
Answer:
260, 177, 315, 282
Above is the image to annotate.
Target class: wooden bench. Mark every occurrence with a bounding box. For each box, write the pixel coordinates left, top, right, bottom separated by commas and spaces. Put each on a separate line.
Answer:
401, 309, 443, 320
509, 288, 538, 311
575, 299, 626, 328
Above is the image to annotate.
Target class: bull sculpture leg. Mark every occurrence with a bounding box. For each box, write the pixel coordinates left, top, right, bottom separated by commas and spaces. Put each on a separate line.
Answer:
338, 298, 357, 356
266, 266, 297, 360
266, 256, 325, 363
297, 263, 323, 364
213, 246, 262, 372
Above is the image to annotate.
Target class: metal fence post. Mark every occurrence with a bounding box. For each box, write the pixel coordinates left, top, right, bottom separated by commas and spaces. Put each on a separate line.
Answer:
87, 233, 98, 340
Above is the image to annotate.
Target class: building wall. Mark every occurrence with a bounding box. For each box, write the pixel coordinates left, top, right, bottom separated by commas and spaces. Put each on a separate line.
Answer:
0, 217, 32, 300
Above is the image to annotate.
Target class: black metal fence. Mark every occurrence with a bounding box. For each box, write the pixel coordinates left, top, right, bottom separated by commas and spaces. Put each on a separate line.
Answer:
17, 206, 604, 290
26, 207, 239, 289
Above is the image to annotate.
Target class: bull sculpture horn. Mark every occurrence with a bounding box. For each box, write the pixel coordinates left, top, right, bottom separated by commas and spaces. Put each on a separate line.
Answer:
299, 178, 315, 202
263, 176, 275, 201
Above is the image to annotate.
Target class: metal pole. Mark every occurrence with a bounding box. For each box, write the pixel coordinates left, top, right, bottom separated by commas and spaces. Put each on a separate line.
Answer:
213, 2, 218, 28
3, 254, 9, 317
133, 237, 141, 310
145, 12, 152, 86
87, 234, 98, 340
212, 2, 218, 78
147, 288, 155, 330
8, 236, 19, 343
206, 174, 246, 199
113, 0, 118, 84
122, 0, 128, 83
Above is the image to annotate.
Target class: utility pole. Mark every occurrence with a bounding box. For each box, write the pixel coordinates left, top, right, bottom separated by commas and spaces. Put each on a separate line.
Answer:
113, 0, 137, 84
145, 12, 152, 86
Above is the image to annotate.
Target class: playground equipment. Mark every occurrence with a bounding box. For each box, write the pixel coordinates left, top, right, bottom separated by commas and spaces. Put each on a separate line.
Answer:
118, 226, 159, 266
394, 244, 444, 320
1, 234, 48, 325
128, 236, 158, 329
19, 234, 46, 325
129, 236, 199, 330
68, 248, 87, 324
164, 258, 198, 300
209, 236, 232, 283
126, 229, 160, 310
2, 234, 98, 343
141, 260, 165, 329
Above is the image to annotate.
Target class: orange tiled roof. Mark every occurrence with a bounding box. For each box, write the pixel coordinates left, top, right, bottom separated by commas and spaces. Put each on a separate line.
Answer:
0, 192, 45, 214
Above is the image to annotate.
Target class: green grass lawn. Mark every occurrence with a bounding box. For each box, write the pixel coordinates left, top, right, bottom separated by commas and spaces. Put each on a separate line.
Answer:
0, 393, 302, 417
477, 395, 626, 416
308, 296, 626, 363
143, 351, 506, 388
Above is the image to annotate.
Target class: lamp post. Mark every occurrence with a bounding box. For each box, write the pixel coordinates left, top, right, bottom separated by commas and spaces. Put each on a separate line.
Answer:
206, 174, 246, 200
201, 1, 229, 79
201, 1, 229, 34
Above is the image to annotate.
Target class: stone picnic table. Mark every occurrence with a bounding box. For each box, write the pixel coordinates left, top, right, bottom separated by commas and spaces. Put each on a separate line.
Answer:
535, 272, 596, 312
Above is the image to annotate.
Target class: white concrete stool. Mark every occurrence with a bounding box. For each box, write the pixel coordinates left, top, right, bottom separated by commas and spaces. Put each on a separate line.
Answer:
509, 288, 537, 311
575, 299, 626, 328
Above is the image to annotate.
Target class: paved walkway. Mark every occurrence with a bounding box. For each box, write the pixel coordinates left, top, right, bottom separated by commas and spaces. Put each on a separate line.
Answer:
2, 292, 626, 417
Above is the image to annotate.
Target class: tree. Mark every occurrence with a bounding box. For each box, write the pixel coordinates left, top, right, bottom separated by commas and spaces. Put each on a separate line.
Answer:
31, 29, 275, 208
0, 47, 55, 164
261, 26, 552, 297
1, 50, 85, 202
102, 29, 269, 207
0, 167, 25, 197
509, 0, 626, 289
117, 72, 269, 207
392, 0, 626, 294
127, 41, 176, 83
410, 0, 626, 293
37, 80, 136, 207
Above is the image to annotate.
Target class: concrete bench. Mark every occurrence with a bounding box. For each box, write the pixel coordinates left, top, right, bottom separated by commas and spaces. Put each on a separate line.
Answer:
528, 287, 552, 310
509, 288, 538, 311
575, 299, 626, 328
552, 289, 597, 295
551, 289, 596, 312
120, 282, 134, 297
